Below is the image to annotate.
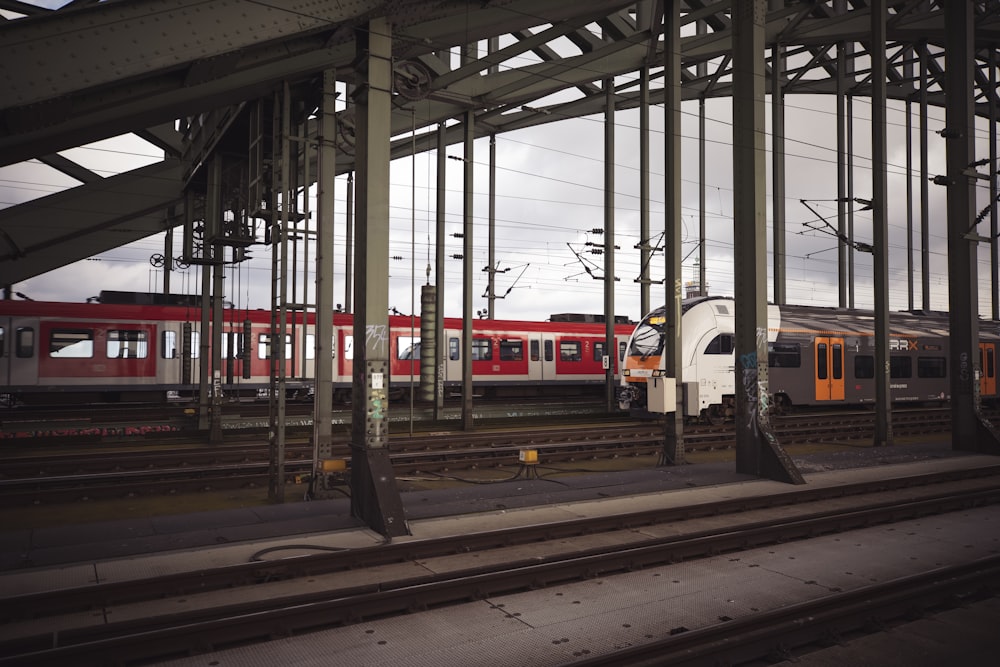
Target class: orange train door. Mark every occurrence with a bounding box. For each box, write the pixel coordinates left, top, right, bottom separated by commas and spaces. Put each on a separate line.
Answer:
815, 337, 845, 401
980, 342, 997, 398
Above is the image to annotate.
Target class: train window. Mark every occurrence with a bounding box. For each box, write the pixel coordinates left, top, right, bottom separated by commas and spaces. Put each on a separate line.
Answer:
619, 341, 627, 360
917, 357, 947, 378
499, 340, 523, 361
304, 334, 315, 361
816, 343, 828, 379
258, 334, 292, 359
593, 341, 605, 362
161, 331, 177, 359
398, 337, 419, 360
449, 337, 459, 361
345, 335, 354, 360
832, 343, 843, 379
530, 340, 540, 362
221, 333, 245, 360
855, 354, 875, 379
189, 331, 200, 359
628, 321, 663, 357
890, 355, 912, 379
107, 330, 148, 359
50, 328, 94, 358
560, 341, 582, 362
16, 327, 34, 358
704, 334, 734, 355
0, 326, 3, 357
768, 343, 800, 368
987, 348, 995, 377
544, 339, 554, 362
472, 338, 492, 361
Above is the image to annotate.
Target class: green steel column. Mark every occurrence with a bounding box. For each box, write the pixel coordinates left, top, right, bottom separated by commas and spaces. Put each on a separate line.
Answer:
313, 70, 336, 469
462, 110, 475, 431
732, 0, 803, 485
944, 1, 1000, 454
661, 0, 683, 464
350, 17, 408, 537
871, 0, 892, 447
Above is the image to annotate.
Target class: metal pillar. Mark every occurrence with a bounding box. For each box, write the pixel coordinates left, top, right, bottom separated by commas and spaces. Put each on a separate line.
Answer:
206, 156, 224, 443
350, 17, 409, 537
604, 77, 616, 413
944, 2, 1000, 454
836, 41, 848, 308
268, 85, 290, 504
313, 70, 336, 475
991, 50, 998, 322
698, 19, 707, 296
906, 94, 915, 312
660, 0, 684, 464
770, 39, 786, 306
435, 123, 447, 417
847, 94, 856, 309
871, 0, 892, 447
639, 65, 651, 317
345, 171, 354, 313
731, 0, 803, 485
462, 110, 475, 431
920, 44, 931, 312
487, 134, 497, 319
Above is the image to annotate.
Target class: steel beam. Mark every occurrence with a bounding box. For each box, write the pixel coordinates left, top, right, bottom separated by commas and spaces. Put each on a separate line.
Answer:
604, 76, 616, 413
731, 0, 804, 485
350, 18, 408, 537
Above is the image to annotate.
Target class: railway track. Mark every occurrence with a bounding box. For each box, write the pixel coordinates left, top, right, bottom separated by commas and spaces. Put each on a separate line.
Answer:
0, 411, 954, 505
2, 465, 998, 666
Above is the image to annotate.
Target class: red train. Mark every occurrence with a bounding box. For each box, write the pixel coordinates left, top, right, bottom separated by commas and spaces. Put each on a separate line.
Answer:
0, 294, 634, 405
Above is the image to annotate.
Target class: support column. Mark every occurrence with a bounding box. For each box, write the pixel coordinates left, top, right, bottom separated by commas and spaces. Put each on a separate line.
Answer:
770, 39, 786, 306
732, 0, 803, 484
206, 156, 224, 444
604, 78, 616, 413
313, 70, 336, 474
350, 18, 409, 537
435, 123, 447, 417
871, 0, 892, 447
462, 110, 475, 431
920, 45, 930, 312
661, 0, 684, 464
944, 2, 1000, 454
639, 65, 651, 317
487, 134, 497, 319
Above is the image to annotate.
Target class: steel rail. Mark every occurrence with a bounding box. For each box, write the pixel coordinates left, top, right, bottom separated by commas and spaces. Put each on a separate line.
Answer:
3, 482, 998, 666
3, 466, 999, 627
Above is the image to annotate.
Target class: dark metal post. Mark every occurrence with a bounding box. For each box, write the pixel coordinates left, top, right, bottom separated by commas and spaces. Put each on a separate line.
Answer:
661, 0, 684, 463
462, 110, 475, 431
871, 0, 892, 447
350, 17, 408, 537
732, 0, 803, 484
944, 1, 1000, 454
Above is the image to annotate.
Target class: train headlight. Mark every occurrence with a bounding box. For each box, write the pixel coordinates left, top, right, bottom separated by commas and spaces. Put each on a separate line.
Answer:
623, 369, 631, 376
652, 369, 666, 377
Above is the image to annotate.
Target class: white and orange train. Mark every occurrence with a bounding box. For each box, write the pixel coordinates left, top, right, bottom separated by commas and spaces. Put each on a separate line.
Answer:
619, 296, 1000, 422
0, 294, 634, 405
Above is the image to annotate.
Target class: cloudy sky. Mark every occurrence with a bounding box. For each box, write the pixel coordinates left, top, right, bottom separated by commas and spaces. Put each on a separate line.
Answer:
1, 8, 996, 324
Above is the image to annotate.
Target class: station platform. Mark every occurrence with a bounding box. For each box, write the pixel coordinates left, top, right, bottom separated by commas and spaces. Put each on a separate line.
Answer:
0, 439, 979, 572
1, 440, 999, 666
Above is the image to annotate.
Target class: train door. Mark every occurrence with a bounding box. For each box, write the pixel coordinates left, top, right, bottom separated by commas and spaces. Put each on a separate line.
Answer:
814, 337, 845, 401
980, 342, 996, 398
3, 316, 38, 390
540, 333, 557, 381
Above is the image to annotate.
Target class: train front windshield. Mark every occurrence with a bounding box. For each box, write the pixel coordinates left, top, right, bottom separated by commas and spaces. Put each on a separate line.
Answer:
628, 313, 665, 358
